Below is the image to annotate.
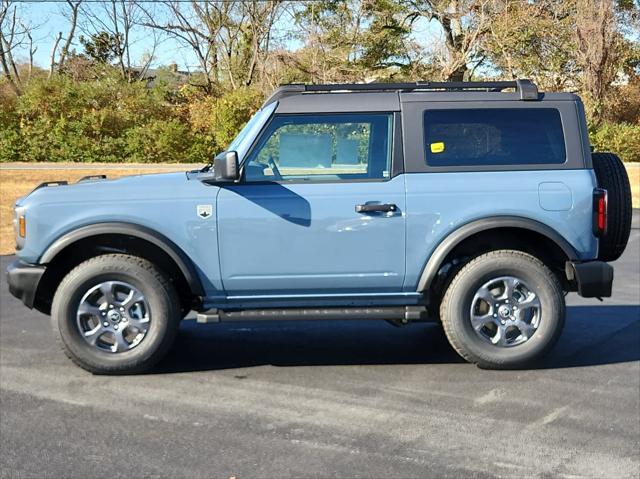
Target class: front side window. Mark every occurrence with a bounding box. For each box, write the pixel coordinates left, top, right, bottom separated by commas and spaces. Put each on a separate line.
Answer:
423, 108, 566, 167
244, 113, 393, 182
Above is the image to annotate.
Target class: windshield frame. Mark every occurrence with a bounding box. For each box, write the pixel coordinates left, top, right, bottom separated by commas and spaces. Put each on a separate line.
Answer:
226, 101, 278, 162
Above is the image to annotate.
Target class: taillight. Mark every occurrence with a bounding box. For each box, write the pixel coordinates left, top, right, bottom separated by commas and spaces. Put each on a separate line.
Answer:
593, 188, 607, 237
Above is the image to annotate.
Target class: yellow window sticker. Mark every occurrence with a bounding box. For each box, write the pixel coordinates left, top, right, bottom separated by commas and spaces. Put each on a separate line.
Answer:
430, 142, 445, 153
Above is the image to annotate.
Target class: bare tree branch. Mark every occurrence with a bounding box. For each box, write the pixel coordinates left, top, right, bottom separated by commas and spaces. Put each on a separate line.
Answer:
0, 0, 22, 93
48, 31, 62, 79
58, 0, 82, 70
21, 20, 36, 80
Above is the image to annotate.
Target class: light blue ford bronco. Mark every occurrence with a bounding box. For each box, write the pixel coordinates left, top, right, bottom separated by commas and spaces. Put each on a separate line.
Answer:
7, 80, 633, 374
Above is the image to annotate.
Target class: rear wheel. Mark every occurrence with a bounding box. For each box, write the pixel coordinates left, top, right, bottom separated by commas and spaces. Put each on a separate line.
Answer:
592, 152, 632, 261
51, 254, 181, 374
440, 250, 565, 369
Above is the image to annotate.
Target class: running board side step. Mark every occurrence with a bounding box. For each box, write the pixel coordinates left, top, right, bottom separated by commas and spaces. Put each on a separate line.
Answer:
196, 306, 429, 324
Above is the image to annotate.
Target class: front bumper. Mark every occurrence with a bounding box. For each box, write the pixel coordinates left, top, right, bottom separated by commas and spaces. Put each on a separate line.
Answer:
6, 260, 46, 309
566, 261, 614, 298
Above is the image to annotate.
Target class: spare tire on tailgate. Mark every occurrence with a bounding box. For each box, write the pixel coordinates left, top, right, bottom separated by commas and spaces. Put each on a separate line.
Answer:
592, 152, 632, 261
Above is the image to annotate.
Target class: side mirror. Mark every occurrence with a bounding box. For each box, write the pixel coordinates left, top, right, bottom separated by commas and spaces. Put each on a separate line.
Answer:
214, 151, 239, 181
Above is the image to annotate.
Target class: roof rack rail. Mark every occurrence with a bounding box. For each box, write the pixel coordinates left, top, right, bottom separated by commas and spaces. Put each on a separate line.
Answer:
32, 180, 68, 191
262, 79, 539, 106
78, 175, 107, 182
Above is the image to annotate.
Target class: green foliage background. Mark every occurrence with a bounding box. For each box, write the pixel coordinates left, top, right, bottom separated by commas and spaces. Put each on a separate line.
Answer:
0, 0, 638, 164
0, 69, 263, 163
2, 69, 637, 164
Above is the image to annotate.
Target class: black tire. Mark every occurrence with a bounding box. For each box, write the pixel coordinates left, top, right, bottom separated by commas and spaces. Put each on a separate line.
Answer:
592, 152, 632, 261
440, 250, 565, 369
51, 254, 181, 374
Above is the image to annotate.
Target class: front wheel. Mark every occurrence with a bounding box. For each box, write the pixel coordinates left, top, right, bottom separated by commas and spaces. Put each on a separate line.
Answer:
51, 254, 181, 374
440, 250, 565, 369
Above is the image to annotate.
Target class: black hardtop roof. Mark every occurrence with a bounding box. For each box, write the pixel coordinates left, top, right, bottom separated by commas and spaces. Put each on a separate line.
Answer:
263, 79, 540, 108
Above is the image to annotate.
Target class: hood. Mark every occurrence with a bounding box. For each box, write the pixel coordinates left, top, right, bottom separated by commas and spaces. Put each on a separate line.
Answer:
17, 171, 192, 208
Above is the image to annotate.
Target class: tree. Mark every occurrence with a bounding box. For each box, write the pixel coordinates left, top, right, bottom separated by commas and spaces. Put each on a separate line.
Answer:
48, 0, 82, 78
223, 0, 283, 88
358, 0, 414, 77
285, 0, 412, 84
79, 0, 155, 82
79, 31, 122, 64
140, 1, 284, 93
139, 1, 225, 93
58, 1, 82, 70
0, 0, 25, 94
486, 0, 579, 91
404, 0, 492, 81
576, 0, 629, 124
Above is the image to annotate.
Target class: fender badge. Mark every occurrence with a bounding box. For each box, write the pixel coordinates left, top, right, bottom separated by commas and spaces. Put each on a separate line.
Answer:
197, 204, 213, 219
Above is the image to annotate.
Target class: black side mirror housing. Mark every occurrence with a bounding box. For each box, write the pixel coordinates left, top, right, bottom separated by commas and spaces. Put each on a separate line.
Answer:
214, 151, 239, 181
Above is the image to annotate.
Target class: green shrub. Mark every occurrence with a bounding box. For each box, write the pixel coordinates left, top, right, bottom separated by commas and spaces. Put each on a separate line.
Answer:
16, 117, 125, 162
0, 73, 261, 163
1, 72, 194, 163
123, 120, 212, 163
188, 87, 263, 150
0, 126, 21, 163
589, 122, 640, 163
17, 73, 167, 124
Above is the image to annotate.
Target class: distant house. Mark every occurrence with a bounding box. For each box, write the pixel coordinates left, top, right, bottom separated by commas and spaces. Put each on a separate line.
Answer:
131, 63, 194, 88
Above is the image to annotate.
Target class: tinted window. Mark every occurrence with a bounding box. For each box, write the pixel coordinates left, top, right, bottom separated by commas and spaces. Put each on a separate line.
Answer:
423, 109, 566, 167
245, 113, 392, 182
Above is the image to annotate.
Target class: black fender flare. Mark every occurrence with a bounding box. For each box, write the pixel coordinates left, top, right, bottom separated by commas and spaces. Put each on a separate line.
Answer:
416, 216, 579, 292
39, 222, 204, 296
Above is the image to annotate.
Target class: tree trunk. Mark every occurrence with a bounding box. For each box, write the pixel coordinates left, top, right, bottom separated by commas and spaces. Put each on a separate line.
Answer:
49, 32, 62, 79
58, 1, 81, 70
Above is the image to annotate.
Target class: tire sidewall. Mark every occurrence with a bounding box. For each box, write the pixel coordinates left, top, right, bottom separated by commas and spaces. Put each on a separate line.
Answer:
52, 256, 178, 373
444, 255, 564, 367
592, 152, 632, 261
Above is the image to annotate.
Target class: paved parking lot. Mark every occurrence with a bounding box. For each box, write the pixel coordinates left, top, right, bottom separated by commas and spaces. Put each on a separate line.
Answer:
1, 215, 638, 478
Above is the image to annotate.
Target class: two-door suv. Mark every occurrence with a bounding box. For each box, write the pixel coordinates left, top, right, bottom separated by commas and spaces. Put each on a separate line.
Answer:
7, 80, 632, 374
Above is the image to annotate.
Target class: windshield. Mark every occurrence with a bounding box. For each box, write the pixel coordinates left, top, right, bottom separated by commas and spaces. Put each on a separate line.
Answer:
227, 101, 277, 161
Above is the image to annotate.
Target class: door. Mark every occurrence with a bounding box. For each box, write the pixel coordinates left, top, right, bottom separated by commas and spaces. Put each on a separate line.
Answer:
216, 112, 406, 296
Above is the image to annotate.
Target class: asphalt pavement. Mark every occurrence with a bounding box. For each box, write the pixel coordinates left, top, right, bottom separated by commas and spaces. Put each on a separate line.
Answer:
1, 215, 639, 478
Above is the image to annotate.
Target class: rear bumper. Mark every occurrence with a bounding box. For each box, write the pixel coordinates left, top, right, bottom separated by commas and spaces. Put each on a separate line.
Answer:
566, 261, 614, 298
6, 260, 46, 309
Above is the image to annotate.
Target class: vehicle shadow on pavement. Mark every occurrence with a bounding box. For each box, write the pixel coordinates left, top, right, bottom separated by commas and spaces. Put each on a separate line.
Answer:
155, 304, 640, 373
540, 304, 640, 369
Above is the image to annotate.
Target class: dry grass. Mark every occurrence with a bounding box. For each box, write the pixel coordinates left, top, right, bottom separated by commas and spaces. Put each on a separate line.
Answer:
0, 166, 187, 255
628, 165, 640, 210
0, 163, 638, 256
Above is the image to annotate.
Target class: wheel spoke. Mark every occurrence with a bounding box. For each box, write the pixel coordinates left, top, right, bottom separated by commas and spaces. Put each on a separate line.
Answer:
491, 324, 509, 347
77, 303, 103, 318
471, 313, 492, 331
514, 320, 536, 340
518, 293, 541, 310
99, 282, 116, 304
113, 329, 130, 352
123, 291, 145, 308
84, 324, 107, 345
501, 277, 520, 300
127, 317, 150, 334
475, 286, 495, 305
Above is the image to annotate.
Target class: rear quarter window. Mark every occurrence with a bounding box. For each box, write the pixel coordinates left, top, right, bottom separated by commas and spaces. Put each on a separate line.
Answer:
423, 108, 566, 167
